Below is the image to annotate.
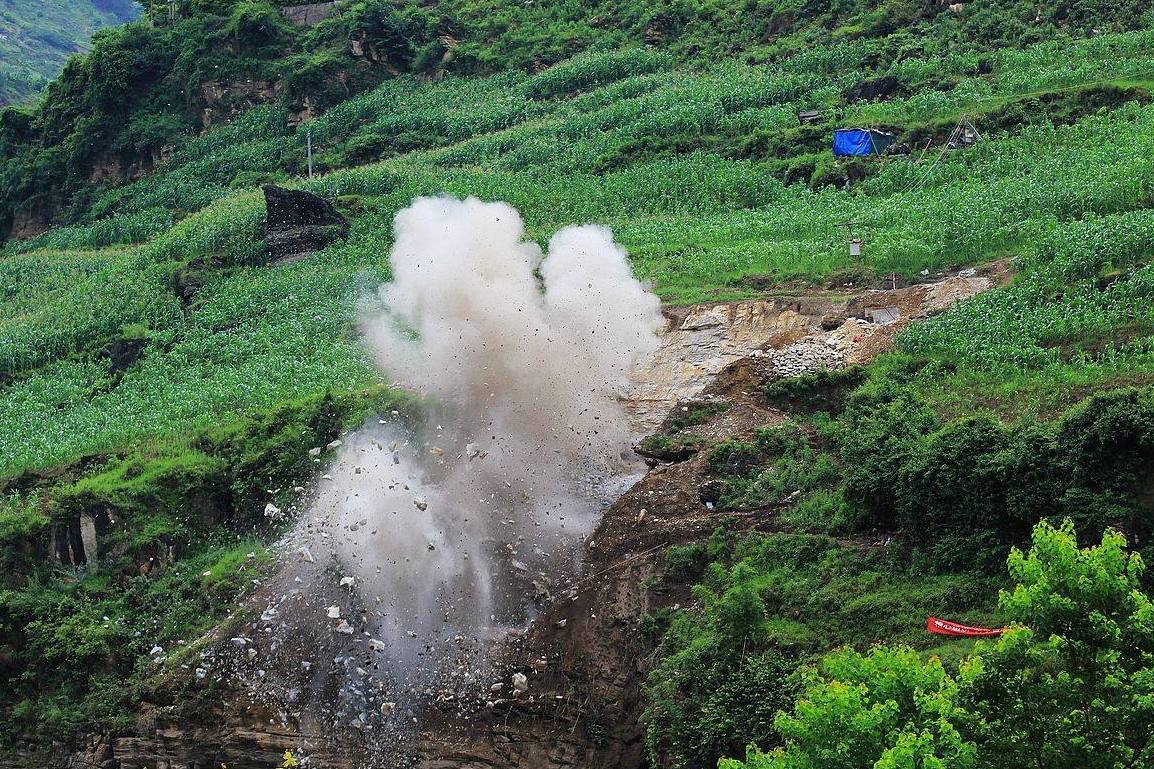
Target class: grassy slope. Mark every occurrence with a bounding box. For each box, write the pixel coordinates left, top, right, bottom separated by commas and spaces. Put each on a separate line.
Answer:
0, 0, 139, 105
2, 3, 1154, 758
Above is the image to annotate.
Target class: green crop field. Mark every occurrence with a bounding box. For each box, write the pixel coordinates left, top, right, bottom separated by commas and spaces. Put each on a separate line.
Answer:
3, 0, 1154, 763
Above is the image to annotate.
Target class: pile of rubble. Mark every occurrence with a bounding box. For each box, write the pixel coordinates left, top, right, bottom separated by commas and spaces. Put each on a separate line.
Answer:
764, 337, 848, 378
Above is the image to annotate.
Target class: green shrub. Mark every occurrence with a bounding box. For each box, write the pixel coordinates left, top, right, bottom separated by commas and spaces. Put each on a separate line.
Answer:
724, 518, 1154, 769
708, 441, 766, 478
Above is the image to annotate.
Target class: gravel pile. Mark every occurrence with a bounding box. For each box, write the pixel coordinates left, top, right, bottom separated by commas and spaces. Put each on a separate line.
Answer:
768, 338, 847, 378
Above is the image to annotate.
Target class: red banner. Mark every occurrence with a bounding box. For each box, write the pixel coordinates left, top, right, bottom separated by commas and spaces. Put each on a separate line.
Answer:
926, 617, 1006, 637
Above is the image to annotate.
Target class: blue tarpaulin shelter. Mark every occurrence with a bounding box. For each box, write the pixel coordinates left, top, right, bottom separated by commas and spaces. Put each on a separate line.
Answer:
833, 128, 894, 157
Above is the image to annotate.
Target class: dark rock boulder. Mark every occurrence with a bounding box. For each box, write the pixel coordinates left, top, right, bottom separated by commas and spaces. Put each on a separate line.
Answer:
106, 336, 148, 373
847, 74, 903, 102
262, 185, 349, 263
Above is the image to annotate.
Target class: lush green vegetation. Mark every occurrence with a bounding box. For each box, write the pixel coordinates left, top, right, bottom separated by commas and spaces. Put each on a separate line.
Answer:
0, 0, 139, 106
3, 0, 1154, 759
718, 520, 1154, 769
642, 529, 1000, 767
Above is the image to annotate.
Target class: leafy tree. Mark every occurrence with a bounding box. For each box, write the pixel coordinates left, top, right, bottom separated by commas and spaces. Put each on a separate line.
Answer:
720, 646, 975, 769
223, 0, 290, 48
722, 519, 1154, 769
643, 560, 793, 769
956, 519, 1154, 769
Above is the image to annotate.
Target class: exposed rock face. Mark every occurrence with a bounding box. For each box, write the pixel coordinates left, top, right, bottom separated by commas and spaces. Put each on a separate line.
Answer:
626, 272, 998, 432
262, 185, 349, 263
282, 1, 341, 27
59, 705, 363, 769
79, 513, 99, 573
627, 301, 814, 431
8, 200, 51, 240
88, 144, 174, 185
200, 79, 282, 131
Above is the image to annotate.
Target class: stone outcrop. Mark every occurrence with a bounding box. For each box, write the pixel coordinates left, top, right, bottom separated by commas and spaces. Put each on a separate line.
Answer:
200, 79, 282, 131
282, 1, 341, 27
8, 200, 51, 240
627, 300, 817, 431
262, 185, 349, 263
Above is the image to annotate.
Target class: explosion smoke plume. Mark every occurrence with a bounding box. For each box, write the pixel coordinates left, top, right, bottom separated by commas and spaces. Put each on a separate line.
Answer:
311, 196, 661, 700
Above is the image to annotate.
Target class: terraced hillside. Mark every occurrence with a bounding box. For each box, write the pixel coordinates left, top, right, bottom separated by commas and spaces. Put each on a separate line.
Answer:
3, 2, 1154, 766
0, 0, 140, 105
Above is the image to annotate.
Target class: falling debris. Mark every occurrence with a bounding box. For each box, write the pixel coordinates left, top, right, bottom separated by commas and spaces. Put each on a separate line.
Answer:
297, 546, 316, 563
264, 196, 663, 752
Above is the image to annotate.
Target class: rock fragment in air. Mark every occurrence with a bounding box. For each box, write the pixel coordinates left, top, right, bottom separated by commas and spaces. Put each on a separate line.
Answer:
327, 606, 341, 619
512, 672, 528, 694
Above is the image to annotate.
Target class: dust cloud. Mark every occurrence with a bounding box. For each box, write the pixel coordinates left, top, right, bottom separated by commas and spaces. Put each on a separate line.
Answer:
305, 196, 661, 723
